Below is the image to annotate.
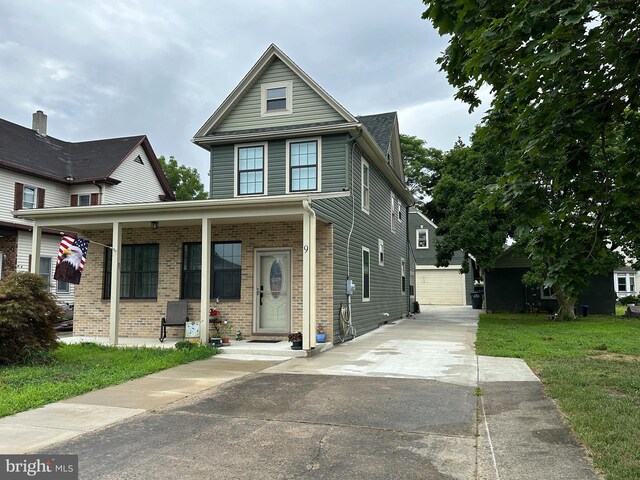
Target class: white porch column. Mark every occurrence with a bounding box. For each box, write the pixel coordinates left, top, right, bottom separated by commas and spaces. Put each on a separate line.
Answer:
109, 222, 122, 346
302, 202, 317, 350
200, 217, 212, 343
30, 224, 42, 273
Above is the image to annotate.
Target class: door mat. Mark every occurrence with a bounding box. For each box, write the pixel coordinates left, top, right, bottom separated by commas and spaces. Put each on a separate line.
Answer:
247, 340, 282, 343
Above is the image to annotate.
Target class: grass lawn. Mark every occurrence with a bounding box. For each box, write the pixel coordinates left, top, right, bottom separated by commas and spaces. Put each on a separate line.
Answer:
476, 314, 640, 480
0, 342, 216, 418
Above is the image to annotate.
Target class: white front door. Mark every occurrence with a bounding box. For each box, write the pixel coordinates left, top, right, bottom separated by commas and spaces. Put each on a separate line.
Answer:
255, 250, 291, 333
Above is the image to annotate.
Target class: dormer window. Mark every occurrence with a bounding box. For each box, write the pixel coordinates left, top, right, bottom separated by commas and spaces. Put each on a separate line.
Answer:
261, 81, 293, 117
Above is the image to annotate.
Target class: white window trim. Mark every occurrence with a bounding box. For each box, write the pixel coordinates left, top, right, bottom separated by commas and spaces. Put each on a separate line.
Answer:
23, 185, 37, 209
401, 258, 406, 295
234, 142, 269, 197
285, 137, 322, 194
378, 239, 384, 266
416, 228, 429, 249
390, 194, 397, 233
361, 158, 370, 214
78, 194, 91, 206
260, 80, 293, 117
615, 273, 636, 293
39, 257, 52, 292
362, 246, 371, 302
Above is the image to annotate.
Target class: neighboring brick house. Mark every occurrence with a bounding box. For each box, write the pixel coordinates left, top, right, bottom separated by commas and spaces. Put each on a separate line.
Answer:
1, 111, 175, 303
408, 208, 475, 306
19, 44, 414, 349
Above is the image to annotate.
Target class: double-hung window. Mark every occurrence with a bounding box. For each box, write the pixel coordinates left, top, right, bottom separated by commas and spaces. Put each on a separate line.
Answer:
616, 273, 635, 293
416, 229, 428, 249
236, 144, 266, 196
390, 195, 398, 232
23, 186, 37, 209
288, 139, 319, 192
361, 159, 370, 214
104, 244, 159, 299
39, 257, 52, 289
181, 242, 242, 300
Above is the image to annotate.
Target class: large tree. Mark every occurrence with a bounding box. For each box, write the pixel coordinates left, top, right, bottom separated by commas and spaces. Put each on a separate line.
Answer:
159, 156, 208, 201
421, 1, 640, 318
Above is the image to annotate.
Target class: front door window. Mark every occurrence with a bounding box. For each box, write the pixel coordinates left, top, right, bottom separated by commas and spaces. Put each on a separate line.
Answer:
256, 251, 291, 332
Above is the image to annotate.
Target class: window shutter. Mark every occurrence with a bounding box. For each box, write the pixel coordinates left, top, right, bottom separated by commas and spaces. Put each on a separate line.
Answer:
28, 254, 31, 272
37, 188, 45, 208
90, 193, 100, 205
14, 183, 24, 210
70, 194, 78, 206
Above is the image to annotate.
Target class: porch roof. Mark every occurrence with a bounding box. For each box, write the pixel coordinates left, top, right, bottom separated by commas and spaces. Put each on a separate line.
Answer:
14, 192, 345, 231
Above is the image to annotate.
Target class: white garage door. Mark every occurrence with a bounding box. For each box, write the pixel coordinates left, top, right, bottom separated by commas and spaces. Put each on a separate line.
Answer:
416, 270, 466, 305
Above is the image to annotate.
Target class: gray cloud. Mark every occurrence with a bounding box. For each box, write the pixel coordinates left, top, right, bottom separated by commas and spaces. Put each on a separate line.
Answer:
0, 0, 488, 181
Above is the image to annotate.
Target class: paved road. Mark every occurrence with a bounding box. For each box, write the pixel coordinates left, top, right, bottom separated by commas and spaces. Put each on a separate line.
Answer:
40, 307, 599, 479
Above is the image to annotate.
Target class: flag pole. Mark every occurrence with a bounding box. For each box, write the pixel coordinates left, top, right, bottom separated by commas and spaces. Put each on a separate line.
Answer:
59, 232, 115, 251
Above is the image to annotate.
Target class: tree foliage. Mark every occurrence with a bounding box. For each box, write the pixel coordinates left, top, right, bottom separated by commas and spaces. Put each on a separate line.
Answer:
159, 156, 208, 201
0, 272, 61, 365
400, 134, 443, 202
421, 1, 640, 318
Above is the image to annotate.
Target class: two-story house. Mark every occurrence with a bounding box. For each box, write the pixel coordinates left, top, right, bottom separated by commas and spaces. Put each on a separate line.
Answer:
408, 208, 475, 306
1, 111, 175, 304
18, 44, 414, 349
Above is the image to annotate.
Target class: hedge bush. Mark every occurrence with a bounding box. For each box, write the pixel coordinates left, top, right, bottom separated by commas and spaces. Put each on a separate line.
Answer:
619, 294, 640, 306
0, 272, 62, 365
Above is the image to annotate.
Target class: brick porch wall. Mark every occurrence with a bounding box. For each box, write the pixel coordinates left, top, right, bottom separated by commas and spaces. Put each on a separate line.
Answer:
73, 221, 333, 341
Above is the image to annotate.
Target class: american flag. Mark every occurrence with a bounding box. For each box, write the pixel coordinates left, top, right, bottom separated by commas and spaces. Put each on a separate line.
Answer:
57, 235, 90, 272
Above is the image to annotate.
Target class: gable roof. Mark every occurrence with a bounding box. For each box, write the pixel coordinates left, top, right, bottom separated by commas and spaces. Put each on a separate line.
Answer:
193, 44, 358, 140
0, 117, 175, 199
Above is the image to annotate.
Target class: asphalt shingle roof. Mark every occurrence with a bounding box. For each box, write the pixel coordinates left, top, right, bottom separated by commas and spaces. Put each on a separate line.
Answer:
357, 112, 397, 154
0, 117, 145, 183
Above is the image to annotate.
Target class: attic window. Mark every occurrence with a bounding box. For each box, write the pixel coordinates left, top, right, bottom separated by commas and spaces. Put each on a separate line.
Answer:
261, 81, 293, 117
134, 155, 144, 165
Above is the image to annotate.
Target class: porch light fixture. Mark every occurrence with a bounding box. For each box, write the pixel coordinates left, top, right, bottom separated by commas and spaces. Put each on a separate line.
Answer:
151, 221, 159, 230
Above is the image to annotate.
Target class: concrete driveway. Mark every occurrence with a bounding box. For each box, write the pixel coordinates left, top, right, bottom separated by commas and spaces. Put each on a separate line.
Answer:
37, 306, 598, 479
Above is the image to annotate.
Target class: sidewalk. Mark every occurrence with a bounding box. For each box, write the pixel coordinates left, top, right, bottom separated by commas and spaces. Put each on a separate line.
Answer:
0, 355, 287, 454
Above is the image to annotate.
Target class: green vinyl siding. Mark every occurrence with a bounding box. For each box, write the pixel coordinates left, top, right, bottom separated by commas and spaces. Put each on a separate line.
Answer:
314, 142, 409, 339
210, 144, 235, 199
210, 134, 348, 199
216, 58, 345, 132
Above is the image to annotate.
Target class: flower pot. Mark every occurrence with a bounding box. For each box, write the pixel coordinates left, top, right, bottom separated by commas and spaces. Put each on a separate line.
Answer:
316, 333, 326, 343
221, 337, 230, 346
210, 337, 222, 347
291, 340, 303, 350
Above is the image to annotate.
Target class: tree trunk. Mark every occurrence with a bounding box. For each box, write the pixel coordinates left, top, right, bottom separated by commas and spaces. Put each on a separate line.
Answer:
554, 288, 576, 320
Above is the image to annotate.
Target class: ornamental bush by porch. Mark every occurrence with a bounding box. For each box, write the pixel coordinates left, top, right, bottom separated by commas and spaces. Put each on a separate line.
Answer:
0, 272, 62, 365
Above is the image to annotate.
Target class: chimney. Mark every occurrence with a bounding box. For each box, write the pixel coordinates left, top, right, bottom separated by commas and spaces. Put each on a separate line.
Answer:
32, 110, 47, 136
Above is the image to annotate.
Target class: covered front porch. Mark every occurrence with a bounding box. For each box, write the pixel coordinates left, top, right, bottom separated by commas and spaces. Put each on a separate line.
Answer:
21, 194, 342, 350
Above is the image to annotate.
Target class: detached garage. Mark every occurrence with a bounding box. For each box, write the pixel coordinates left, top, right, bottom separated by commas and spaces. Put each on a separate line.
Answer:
416, 267, 473, 306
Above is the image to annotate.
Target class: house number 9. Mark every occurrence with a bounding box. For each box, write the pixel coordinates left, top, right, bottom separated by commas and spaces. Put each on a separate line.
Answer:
304, 245, 309, 253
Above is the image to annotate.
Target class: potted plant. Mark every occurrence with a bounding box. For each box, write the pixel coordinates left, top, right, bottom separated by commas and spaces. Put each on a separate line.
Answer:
316, 325, 326, 343
221, 320, 233, 346
288, 331, 303, 350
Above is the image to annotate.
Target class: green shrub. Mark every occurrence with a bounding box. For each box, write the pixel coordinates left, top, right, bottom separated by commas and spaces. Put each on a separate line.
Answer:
0, 272, 62, 365
618, 295, 639, 306
175, 340, 196, 350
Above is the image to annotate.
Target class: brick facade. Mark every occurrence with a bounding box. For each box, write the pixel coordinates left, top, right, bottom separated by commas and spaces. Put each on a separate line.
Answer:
0, 231, 18, 279
73, 221, 333, 341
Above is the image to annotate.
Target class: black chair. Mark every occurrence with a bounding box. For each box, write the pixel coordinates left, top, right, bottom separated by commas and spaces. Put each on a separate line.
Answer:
159, 301, 189, 342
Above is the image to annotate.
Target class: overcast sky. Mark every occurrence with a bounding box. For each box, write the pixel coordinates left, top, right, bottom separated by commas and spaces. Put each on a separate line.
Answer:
0, 0, 489, 183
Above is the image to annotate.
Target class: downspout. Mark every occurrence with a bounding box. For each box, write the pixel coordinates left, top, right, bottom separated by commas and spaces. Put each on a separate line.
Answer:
93, 181, 103, 204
